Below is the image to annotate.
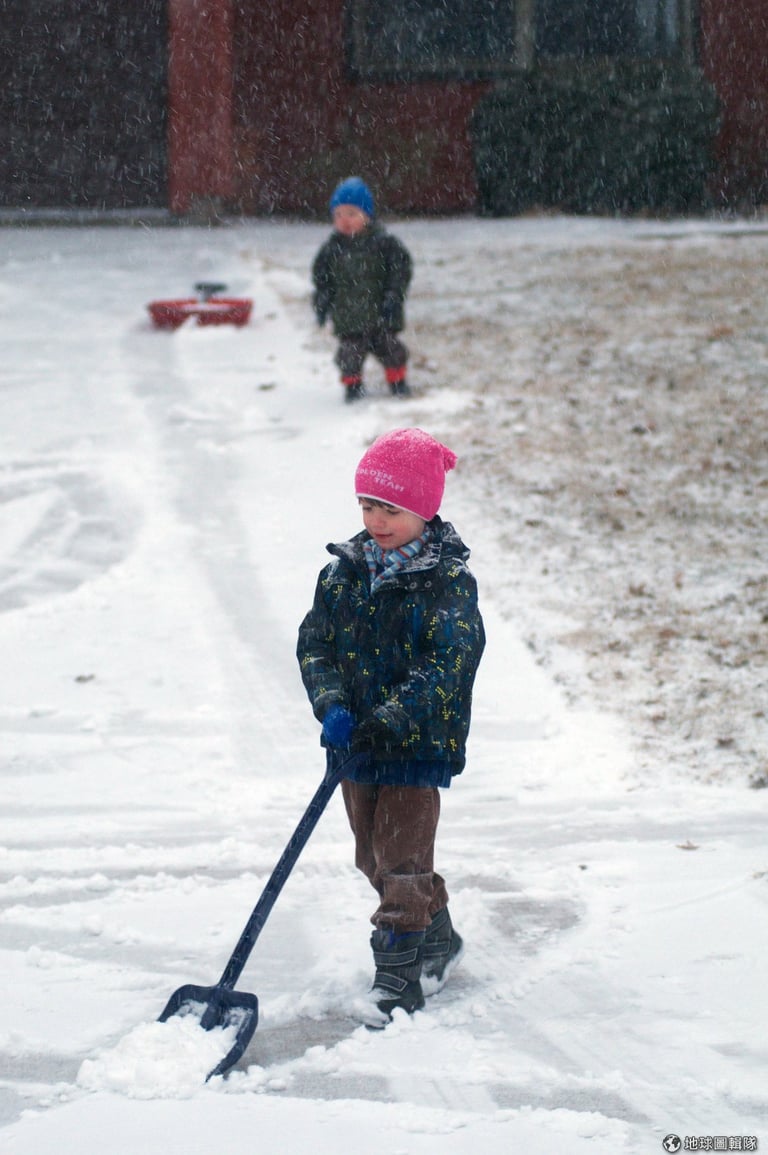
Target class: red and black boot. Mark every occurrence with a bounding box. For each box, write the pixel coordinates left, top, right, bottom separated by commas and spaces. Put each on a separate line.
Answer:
385, 366, 411, 398
342, 375, 365, 403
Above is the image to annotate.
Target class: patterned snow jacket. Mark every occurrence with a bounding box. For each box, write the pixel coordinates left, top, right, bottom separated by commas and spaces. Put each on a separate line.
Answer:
296, 518, 485, 780
311, 223, 412, 337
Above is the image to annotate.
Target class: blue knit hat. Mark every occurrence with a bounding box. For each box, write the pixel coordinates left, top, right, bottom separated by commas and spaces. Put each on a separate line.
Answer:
329, 176, 375, 218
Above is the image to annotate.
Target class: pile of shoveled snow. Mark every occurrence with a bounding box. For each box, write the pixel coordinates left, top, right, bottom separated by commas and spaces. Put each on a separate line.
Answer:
76, 1012, 237, 1099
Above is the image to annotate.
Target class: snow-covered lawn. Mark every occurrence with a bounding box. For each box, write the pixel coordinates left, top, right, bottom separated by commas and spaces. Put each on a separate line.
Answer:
0, 216, 766, 1154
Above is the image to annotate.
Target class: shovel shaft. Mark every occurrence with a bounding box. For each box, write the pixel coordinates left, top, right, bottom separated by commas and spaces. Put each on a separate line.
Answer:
216, 754, 365, 992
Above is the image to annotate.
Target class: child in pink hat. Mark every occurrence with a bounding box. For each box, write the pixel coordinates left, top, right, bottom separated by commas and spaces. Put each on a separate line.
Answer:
297, 428, 485, 1024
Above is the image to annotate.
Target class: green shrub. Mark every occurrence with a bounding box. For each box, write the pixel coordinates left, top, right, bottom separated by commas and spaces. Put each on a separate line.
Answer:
471, 64, 720, 215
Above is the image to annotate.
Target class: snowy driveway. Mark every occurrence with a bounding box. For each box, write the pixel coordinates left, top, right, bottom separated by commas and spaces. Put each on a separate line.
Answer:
0, 221, 765, 1153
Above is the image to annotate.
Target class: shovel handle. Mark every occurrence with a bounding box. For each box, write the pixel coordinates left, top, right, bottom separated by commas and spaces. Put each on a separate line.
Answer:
217, 752, 367, 991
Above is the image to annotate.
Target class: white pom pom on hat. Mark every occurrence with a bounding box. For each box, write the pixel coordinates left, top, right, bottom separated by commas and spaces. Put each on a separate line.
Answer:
354, 428, 457, 520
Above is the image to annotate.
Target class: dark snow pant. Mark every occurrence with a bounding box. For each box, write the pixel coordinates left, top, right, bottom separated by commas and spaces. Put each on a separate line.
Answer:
335, 329, 408, 386
341, 779, 449, 933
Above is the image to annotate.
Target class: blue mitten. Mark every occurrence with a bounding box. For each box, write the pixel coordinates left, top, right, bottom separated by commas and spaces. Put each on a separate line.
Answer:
322, 705, 355, 747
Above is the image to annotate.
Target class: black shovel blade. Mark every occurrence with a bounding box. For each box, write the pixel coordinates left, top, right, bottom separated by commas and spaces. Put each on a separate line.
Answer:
158, 983, 259, 1080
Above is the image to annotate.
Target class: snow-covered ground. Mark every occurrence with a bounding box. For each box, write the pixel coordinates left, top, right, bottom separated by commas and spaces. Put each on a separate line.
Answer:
0, 217, 766, 1154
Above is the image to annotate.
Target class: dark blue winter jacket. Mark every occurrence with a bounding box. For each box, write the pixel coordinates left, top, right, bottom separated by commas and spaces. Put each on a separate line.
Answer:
296, 518, 485, 785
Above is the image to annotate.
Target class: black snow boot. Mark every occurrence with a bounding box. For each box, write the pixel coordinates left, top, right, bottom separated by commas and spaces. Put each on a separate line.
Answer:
422, 907, 464, 994
344, 381, 365, 403
389, 378, 411, 398
369, 928, 425, 1021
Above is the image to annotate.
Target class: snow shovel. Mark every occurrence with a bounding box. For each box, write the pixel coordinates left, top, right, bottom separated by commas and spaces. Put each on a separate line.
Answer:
158, 752, 366, 1080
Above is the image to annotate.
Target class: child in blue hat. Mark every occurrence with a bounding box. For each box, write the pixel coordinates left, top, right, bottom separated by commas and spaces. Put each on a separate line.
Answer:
312, 177, 413, 403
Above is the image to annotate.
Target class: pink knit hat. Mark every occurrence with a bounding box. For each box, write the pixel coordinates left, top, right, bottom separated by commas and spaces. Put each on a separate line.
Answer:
354, 428, 457, 520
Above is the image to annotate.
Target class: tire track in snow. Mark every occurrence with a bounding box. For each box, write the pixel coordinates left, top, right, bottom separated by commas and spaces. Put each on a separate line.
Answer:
120, 279, 314, 775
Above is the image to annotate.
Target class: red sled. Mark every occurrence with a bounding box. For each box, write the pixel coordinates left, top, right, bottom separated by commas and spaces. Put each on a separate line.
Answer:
147, 284, 252, 330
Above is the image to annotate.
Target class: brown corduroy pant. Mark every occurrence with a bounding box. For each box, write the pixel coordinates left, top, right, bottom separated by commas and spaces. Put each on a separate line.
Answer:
341, 779, 449, 933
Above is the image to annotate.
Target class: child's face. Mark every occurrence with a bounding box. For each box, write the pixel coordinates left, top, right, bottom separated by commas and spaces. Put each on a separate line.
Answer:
359, 500, 426, 551
333, 204, 369, 236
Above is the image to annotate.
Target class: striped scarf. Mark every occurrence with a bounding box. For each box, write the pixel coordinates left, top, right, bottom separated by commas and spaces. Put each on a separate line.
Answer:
363, 529, 430, 594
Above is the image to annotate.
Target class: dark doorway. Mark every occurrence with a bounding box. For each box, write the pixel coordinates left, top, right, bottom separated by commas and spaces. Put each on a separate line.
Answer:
0, 0, 167, 208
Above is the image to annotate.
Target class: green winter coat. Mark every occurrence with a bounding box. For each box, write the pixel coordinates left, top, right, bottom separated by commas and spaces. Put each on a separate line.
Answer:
312, 224, 412, 337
